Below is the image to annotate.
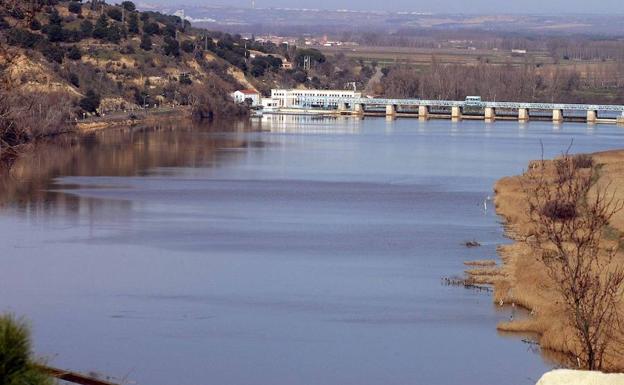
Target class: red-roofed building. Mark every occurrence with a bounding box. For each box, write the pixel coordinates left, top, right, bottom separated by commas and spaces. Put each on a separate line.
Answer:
231, 89, 261, 106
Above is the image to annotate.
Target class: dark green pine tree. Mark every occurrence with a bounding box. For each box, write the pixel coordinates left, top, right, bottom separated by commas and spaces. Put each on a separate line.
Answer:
92, 14, 108, 40
140, 34, 152, 51
127, 12, 139, 34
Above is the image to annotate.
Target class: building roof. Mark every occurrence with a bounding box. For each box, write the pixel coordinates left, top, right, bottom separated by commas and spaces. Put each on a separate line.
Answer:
237, 89, 260, 95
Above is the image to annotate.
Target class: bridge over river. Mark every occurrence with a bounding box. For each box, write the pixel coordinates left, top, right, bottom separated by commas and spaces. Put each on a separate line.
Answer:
290, 96, 624, 124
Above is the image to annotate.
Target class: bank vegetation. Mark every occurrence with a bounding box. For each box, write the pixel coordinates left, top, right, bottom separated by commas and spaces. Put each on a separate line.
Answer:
494, 150, 624, 371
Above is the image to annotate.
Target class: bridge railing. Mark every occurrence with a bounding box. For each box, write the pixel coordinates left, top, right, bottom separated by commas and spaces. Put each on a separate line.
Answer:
296, 96, 624, 113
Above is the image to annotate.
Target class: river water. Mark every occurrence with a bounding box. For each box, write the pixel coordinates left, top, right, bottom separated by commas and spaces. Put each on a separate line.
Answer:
1, 116, 623, 385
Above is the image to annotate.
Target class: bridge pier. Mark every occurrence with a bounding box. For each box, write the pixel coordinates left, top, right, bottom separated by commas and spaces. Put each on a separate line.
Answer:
518, 108, 529, 122
386, 104, 397, 116
552, 109, 564, 123
484, 107, 496, 121
354, 103, 364, 115
451, 106, 462, 121
418, 105, 429, 120
587, 110, 598, 124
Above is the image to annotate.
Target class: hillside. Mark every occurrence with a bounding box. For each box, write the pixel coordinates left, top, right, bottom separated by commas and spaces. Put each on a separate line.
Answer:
0, 0, 373, 163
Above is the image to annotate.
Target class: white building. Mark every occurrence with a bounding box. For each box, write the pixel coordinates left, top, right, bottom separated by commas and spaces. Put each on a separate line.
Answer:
261, 98, 279, 111
269, 89, 363, 108
231, 89, 261, 106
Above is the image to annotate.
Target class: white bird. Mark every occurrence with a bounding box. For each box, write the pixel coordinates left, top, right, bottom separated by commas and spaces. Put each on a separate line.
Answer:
483, 195, 492, 213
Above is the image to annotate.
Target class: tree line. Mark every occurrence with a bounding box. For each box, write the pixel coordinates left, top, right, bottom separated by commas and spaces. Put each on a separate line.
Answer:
377, 60, 624, 104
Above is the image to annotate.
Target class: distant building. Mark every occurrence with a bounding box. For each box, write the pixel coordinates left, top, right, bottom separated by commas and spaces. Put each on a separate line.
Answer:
511, 49, 527, 54
281, 61, 294, 70
269, 89, 362, 108
231, 89, 261, 106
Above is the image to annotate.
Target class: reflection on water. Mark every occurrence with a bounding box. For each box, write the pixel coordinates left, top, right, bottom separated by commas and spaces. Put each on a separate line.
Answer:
256, 114, 364, 134
1, 116, 623, 385
1, 119, 254, 216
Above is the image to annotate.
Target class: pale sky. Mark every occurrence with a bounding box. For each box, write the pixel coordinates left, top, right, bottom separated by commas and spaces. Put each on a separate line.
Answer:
142, 0, 623, 14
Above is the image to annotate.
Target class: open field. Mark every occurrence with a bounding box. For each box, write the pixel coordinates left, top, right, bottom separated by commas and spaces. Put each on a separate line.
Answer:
318, 45, 621, 74
318, 45, 554, 67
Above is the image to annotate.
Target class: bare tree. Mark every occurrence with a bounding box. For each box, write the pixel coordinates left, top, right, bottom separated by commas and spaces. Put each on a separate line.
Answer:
524, 150, 624, 370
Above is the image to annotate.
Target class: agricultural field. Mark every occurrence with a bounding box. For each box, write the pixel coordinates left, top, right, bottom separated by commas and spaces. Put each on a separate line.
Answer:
317, 45, 554, 67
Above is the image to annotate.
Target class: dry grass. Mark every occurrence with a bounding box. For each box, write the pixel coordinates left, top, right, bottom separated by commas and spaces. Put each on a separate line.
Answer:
464, 259, 497, 267
494, 152, 624, 371
464, 267, 506, 285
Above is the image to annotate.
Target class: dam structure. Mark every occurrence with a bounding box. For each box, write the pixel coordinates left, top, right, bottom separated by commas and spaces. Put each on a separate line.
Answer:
263, 90, 624, 124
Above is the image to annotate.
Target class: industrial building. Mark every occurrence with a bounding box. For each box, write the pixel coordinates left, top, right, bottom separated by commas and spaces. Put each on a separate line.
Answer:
267, 89, 363, 109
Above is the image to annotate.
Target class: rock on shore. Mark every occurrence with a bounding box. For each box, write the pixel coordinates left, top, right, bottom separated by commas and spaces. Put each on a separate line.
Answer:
536, 370, 624, 385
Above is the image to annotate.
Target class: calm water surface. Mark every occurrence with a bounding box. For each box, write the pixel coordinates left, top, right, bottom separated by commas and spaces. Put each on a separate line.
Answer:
1, 116, 623, 385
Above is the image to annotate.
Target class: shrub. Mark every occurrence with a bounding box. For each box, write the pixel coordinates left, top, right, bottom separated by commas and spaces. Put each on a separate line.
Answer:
7, 29, 42, 48
572, 154, 594, 169
163, 36, 180, 57
179, 73, 192, 85
66, 45, 82, 61
29, 19, 42, 31
92, 15, 108, 39
69, 72, 80, 87
48, 9, 62, 26
105, 24, 121, 43
121, 1, 137, 12
181, 40, 195, 53
80, 19, 93, 37
163, 23, 176, 38
7, 7, 25, 20
0, 314, 52, 385
127, 12, 139, 34
142, 22, 159, 35
122, 44, 136, 54
139, 34, 152, 51
541, 200, 577, 221
79, 89, 101, 113
250, 64, 264, 77
292, 70, 307, 83
41, 43, 65, 64
68, 1, 82, 14
107, 8, 123, 22
43, 23, 64, 42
